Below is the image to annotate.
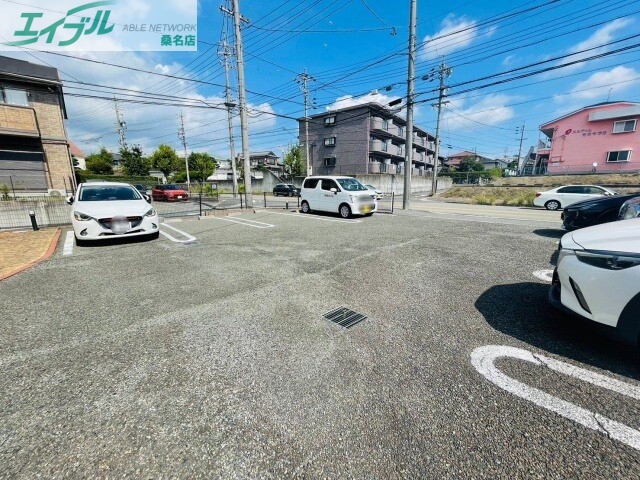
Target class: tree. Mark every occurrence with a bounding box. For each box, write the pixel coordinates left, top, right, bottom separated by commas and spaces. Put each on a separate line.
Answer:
85, 146, 114, 174
457, 156, 485, 172
284, 145, 304, 178
188, 152, 218, 182
119, 145, 150, 177
150, 144, 180, 177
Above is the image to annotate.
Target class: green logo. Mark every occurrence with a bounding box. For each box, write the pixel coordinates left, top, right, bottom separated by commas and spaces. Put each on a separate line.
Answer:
3, 1, 116, 47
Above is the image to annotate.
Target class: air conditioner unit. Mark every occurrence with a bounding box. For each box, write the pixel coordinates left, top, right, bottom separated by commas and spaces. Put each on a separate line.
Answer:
47, 188, 66, 196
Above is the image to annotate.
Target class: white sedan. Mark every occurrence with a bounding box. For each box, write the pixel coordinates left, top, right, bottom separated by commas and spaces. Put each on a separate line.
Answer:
549, 218, 640, 347
68, 182, 159, 245
533, 185, 616, 211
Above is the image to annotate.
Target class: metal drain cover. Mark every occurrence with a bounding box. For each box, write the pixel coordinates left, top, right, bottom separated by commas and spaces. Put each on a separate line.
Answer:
323, 306, 367, 329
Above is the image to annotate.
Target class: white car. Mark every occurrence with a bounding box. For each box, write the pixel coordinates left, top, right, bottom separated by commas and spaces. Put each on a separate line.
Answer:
533, 185, 617, 211
549, 218, 640, 347
300, 176, 377, 218
365, 184, 383, 200
68, 182, 159, 245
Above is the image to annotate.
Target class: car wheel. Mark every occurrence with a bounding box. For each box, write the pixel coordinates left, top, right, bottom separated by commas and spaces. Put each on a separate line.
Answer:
301, 200, 310, 213
545, 200, 561, 211
339, 204, 351, 219
288, 192, 293, 197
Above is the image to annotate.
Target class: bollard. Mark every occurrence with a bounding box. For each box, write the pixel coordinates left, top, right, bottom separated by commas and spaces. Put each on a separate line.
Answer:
285, 201, 289, 210
28, 210, 39, 231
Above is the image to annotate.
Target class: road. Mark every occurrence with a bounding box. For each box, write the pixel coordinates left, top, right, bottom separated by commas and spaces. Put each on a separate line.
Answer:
1, 205, 638, 478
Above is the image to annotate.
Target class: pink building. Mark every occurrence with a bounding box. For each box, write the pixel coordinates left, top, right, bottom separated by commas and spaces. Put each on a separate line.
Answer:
533, 101, 640, 175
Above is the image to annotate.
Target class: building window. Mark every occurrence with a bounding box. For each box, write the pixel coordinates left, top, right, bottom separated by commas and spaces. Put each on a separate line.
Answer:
381, 141, 388, 152
324, 136, 336, 146
382, 119, 389, 130
2, 87, 29, 106
397, 126, 404, 136
612, 120, 636, 133
606, 150, 631, 162
324, 157, 336, 166
324, 116, 336, 126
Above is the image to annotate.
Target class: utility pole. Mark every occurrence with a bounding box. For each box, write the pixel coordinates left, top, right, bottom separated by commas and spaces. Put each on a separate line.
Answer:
178, 111, 190, 187
222, 0, 252, 206
219, 31, 238, 197
296, 69, 315, 176
431, 58, 452, 196
403, 0, 417, 210
516, 122, 526, 175
114, 96, 126, 150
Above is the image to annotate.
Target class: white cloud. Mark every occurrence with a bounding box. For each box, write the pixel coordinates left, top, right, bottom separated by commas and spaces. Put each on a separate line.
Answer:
559, 18, 632, 73
420, 15, 478, 60
443, 94, 515, 130
555, 66, 640, 102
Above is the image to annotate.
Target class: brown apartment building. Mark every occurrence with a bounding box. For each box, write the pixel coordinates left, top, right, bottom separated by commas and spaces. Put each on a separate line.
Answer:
0, 55, 75, 193
299, 102, 437, 176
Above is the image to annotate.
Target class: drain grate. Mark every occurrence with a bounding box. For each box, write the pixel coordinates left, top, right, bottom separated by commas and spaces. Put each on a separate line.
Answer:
323, 306, 367, 329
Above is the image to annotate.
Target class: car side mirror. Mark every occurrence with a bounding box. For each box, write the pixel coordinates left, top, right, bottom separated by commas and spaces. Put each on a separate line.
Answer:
66, 196, 74, 205
143, 194, 151, 203
330, 188, 338, 194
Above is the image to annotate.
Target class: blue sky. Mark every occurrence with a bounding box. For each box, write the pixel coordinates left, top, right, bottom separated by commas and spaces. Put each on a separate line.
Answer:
2, 0, 639, 161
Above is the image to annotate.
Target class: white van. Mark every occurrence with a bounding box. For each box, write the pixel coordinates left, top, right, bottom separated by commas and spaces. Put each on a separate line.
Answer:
300, 176, 377, 218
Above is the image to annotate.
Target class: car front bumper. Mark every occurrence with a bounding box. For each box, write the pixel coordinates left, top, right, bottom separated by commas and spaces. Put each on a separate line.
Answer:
72, 214, 160, 240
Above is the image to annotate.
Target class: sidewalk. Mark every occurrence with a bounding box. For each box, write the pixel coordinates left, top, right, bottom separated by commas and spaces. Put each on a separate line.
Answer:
0, 228, 62, 281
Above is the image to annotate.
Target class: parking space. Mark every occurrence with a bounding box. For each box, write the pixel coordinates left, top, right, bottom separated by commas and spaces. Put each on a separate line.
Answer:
2, 207, 639, 478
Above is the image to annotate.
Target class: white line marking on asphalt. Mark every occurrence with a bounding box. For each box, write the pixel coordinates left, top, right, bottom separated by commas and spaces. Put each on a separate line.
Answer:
63, 231, 74, 256
263, 210, 362, 223
211, 216, 275, 228
159, 223, 197, 243
533, 269, 554, 282
471, 345, 640, 451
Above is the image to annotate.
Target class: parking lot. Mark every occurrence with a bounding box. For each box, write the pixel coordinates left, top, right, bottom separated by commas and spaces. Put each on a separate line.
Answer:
2, 205, 640, 478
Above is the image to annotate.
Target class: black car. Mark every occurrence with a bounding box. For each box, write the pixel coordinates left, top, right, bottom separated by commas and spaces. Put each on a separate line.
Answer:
561, 192, 640, 230
273, 183, 300, 197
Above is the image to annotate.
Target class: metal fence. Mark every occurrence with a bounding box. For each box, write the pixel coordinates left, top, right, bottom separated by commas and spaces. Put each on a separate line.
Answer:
0, 196, 71, 229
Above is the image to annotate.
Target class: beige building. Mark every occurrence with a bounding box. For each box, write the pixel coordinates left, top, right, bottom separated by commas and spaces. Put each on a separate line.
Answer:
0, 55, 75, 193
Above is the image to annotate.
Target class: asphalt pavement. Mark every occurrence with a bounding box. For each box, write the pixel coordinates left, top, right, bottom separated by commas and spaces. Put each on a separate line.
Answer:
1, 206, 639, 478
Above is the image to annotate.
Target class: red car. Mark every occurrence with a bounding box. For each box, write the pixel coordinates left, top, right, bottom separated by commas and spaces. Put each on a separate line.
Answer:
151, 184, 190, 201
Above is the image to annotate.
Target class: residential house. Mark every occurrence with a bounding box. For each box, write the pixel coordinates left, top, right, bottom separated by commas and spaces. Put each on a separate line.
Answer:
444, 150, 506, 170
534, 101, 640, 175
235, 151, 283, 178
299, 102, 437, 176
69, 140, 86, 170
0, 55, 75, 192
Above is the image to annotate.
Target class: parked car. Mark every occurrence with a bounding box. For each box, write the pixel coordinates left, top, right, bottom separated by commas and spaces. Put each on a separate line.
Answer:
152, 184, 189, 202
133, 183, 148, 195
561, 192, 640, 230
549, 218, 640, 347
67, 181, 159, 246
533, 185, 617, 211
365, 184, 383, 200
619, 196, 640, 220
300, 176, 377, 218
273, 183, 300, 197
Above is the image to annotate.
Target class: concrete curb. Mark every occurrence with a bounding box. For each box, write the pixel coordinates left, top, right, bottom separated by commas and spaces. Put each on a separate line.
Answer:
0, 228, 62, 282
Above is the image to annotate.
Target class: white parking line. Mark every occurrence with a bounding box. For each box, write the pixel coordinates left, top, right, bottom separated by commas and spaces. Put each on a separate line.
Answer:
471, 345, 640, 451
263, 210, 362, 223
533, 269, 554, 282
63, 231, 74, 256
159, 223, 197, 243
207, 216, 275, 228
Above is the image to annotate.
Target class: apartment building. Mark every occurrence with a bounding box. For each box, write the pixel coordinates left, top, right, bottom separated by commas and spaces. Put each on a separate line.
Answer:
299, 102, 436, 176
533, 101, 640, 175
0, 55, 75, 192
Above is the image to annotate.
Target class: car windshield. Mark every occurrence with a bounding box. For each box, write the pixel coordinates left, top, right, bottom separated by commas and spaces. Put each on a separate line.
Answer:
164, 184, 183, 190
337, 178, 368, 191
79, 185, 142, 201
286, 184, 296, 188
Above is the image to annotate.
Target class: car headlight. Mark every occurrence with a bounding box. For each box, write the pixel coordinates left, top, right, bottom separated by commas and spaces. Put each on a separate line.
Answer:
73, 211, 94, 222
144, 208, 157, 217
622, 205, 640, 220
576, 250, 640, 270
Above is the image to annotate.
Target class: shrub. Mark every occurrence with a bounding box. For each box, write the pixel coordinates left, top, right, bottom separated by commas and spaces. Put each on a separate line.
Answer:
0, 184, 9, 200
